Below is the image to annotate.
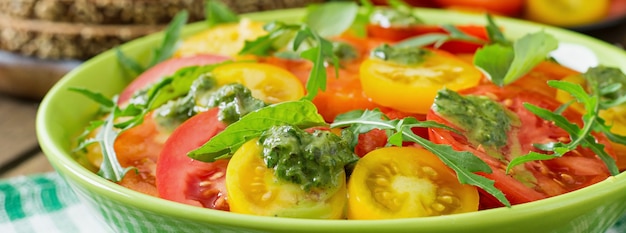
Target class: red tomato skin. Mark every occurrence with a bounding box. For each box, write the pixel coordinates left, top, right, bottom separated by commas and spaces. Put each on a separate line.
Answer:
367, 24, 489, 54
434, 0, 524, 17
371, 0, 439, 8
118, 54, 229, 104
427, 85, 613, 209
156, 108, 229, 210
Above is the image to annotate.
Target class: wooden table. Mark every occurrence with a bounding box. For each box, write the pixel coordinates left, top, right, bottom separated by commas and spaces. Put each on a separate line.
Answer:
0, 93, 54, 178
2, 20, 626, 179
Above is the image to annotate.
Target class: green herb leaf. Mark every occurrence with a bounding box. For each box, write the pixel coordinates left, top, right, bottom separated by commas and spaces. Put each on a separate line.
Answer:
395, 24, 486, 50
306, 1, 359, 37
348, 0, 375, 37
474, 31, 558, 86
68, 87, 116, 109
239, 22, 339, 101
115, 48, 145, 77
331, 109, 511, 207
147, 10, 188, 68
506, 80, 620, 175
484, 14, 509, 45
116, 10, 188, 76
188, 100, 327, 162
95, 113, 134, 181
205, 0, 239, 28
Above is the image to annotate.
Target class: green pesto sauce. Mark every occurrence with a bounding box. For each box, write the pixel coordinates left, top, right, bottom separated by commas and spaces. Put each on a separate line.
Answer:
153, 74, 265, 131
433, 89, 513, 149
204, 83, 266, 124
333, 41, 359, 61
371, 44, 430, 66
584, 66, 626, 101
259, 125, 358, 191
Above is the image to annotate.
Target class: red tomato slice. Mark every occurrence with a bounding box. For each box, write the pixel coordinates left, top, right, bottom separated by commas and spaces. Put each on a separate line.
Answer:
118, 54, 229, 104
434, 0, 524, 17
427, 84, 613, 209
367, 24, 489, 54
156, 108, 229, 210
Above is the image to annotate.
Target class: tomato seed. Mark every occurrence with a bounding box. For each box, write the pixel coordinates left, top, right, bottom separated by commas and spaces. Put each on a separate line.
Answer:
421, 166, 438, 179
199, 180, 213, 187
208, 171, 224, 181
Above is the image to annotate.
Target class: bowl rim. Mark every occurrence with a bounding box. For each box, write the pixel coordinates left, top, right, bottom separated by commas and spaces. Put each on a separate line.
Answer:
36, 7, 626, 231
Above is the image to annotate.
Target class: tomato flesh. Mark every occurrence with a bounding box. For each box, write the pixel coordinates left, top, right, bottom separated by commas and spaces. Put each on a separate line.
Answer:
226, 139, 347, 219
427, 85, 613, 208
118, 54, 229, 104
347, 146, 479, 219
360, 48, 482, 114
156, 108, 229, 210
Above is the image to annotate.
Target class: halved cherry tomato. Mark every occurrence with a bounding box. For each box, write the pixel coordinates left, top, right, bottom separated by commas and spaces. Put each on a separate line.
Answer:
156, 108, 230, 210
525, 0, 610, 27
210, 62, 305, 104
428, 84, 613, 208
360, 48, 482, 114
175, 19, 267, 58
226, 139, 347, 219
347, 146, 479, 219
118, 54, 229, 104
435, 0, 524, 17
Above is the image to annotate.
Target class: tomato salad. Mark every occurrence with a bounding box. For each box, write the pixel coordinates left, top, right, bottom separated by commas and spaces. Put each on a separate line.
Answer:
73, 1, 626, 220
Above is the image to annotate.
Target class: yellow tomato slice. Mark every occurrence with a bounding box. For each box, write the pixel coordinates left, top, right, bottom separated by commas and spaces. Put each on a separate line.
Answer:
360, 49, 482, 114
211, 63, 305, 103
347, 146, 479, 219
175, 18, 266, 58
525, 0, 610, 27
226, 139, 347, 219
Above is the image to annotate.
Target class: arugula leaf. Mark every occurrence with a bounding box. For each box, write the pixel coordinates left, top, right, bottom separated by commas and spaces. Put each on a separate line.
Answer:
95, 113, 134, 181
239, 22, 339, 101
148, 10, 188, 68
305, 1, 359, 37
188, 100, 327, 162
72, 62, 224, 181
115, 48, 145, 77
205, 0, 239, 28
68, 87, 116, 109
69, 88, 133, 182
116, 10, 188, 76
331, 109, 511, 207
474, 31, 558, 86
484, 14, 509, 46
506, 80, 620, 175
395, 24, 487, 50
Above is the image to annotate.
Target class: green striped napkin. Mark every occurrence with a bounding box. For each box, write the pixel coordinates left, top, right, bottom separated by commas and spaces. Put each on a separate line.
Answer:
1, 172, 626, 233
0, 173, 110, 233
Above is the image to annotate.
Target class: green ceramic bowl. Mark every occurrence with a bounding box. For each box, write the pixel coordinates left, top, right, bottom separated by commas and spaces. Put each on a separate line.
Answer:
37, 8, 626, 233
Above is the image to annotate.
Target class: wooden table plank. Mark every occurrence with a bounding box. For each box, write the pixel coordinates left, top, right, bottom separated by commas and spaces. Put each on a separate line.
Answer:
0, 150, 54, 178
0, 93, 39, 168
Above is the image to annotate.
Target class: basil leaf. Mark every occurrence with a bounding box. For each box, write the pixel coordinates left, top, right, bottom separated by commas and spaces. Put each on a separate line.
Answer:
475, 31, 558, 86
188, 100, 327, 162
306, 1, 359, 37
